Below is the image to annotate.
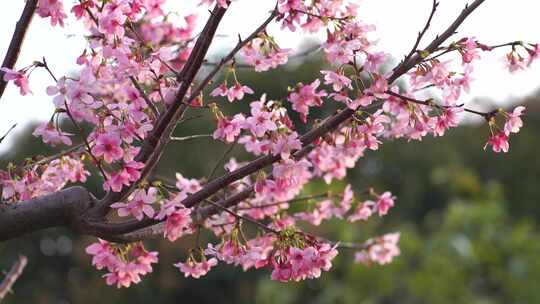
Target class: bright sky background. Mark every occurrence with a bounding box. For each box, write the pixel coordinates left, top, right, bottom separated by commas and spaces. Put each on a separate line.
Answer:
1, 0, 539, 153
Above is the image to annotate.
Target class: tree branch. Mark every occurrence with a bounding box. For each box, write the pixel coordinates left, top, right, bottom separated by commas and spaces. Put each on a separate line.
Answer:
93, 0, 489, 242
0, 255, 27, 301
0, 0, 489, 244
0, 0, 38, 99
0, 186, 97, 241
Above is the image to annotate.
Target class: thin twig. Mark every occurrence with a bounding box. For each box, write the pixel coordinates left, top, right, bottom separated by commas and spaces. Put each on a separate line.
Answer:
203, 199, 278, 234
0, 255, 28, 301
235, 193, 330, 211
386, 90, 497, 120
398, 0, 439, 70
207, 140, 236, 180
25, 143, 85, 168
170, 134, 213, 142
0, 124, 17, 144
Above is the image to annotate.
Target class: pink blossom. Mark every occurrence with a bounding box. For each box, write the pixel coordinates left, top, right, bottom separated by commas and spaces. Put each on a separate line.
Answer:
375, 191, 395, 216
321, 70, 352, 92
111, 187, 157, 220
364, 52, 387, 73
174, 257, 218, 279
92, 133, 124, 163
213, 114, 245, 143
104, 262, 143, 288
99, 9, 127, 38
227, 83, 254, 102
175, 173, 201, 194
459, 37, 481, 64
485, 131, 510, 153
33, 123, 72, 146
86, 239, 118, 271
37, 0, 67, 26
505, 52, 526, 73
355, 233, 401, 266
71, 0, 95, 19
244, 98, 278, 137
156, 202, 192, 241
210, 83, 228, 98
271, 132, 302, 159
526, 43, 540, 66
348, 201, 374, 222
270, 243, 338, 282
504, 106, 525, 134
434, 107, 463, 136
1, 68, 31, 95
288, 79, 327, 122
104, 170, 130, 192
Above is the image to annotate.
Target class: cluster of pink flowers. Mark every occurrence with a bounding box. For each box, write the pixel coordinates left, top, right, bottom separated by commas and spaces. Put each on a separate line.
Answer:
111, 187, 157, 220
354, 233, 401, 266
277, 0, 357, 33
504, 43, 540, 72
37, 0, 67, 26
268, 242, 338, 282
174, 255, 218, 279
86, 240, 158, 288
210, 82, 254, 103
348, 191, 396, 222
288, 79, 327, 123
484, 106, 526, 153
0, 155, 88, 202
203, 231, 338, 283
241, 37, 291, 72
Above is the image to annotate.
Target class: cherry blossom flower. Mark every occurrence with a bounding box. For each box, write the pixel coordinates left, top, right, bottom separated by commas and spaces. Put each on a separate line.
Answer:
111, 187, 157, 220
156, 198, 192, 242
485, 131, 510, 153
375, 191, 395, 216
92, 133, 124, 163
288, 79, 327, 122
348, 201, 374, 222
213, 114, 245, 143
1, 68, 31, 95
222, 83, 255, 102
175, 257, 218, 278
33, 123, 72, 146
504, 106, 526, 134
321, 70, 352, 92
244, 97, 278, 137
271, 132, 302, 159
355, 233, 401, 265
37, 0, 67, 26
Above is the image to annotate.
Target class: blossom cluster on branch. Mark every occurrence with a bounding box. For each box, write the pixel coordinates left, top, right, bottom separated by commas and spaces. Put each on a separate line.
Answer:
0, 0, 535, 288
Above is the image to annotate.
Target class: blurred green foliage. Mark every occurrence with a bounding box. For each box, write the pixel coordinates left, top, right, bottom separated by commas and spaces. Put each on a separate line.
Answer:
1, 54, 539, 304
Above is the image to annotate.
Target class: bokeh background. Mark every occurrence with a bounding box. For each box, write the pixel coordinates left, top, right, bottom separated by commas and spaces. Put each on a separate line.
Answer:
1, 1, 540, 303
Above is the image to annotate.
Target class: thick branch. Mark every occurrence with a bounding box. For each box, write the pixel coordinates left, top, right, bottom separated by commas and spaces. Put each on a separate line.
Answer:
0, 0, 38, 99
0, 186, 97, 241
